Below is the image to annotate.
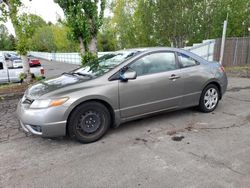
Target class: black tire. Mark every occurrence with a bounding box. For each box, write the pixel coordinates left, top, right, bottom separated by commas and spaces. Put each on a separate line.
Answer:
68, 102, 111, 143
199, 84, 220, 113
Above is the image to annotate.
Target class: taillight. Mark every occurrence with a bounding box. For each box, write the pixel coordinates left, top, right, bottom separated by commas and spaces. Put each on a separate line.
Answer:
220, 66, 225, 72
40, 68, 45, 75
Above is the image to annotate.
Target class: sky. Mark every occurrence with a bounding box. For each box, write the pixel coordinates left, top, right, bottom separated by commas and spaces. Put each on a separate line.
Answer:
3, 0, 65, 35
2, 0, 112, 35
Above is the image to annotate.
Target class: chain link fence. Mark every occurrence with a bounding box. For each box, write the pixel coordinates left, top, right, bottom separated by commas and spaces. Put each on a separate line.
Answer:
29, 52, 111, 65
185, 39, 216, 61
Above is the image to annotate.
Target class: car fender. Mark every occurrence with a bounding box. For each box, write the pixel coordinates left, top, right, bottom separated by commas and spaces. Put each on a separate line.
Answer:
63, 94, 121, 126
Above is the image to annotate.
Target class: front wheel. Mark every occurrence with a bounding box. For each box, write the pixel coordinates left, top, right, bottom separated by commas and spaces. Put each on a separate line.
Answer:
68, 102, 111, 143
199, 84, 220, 113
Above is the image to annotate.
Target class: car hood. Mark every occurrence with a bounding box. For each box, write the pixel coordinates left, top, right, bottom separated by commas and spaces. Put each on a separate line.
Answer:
26, 74, 90, 99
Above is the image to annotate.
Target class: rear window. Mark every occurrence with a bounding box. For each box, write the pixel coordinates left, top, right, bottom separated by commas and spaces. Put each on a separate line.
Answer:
178, 53, 199, 68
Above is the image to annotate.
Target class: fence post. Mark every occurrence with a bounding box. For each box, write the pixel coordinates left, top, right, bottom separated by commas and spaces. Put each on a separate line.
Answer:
219, 18, 228, 64
247, 38, 250, 65
233, 38, 239, 66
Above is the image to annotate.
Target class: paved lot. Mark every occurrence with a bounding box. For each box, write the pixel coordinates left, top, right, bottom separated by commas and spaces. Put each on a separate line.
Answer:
40, 59, 80, 78
0, 61, 250, 187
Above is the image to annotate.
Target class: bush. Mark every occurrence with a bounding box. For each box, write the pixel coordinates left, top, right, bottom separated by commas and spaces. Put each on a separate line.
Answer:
35, 76, 44, 81
19, 73, 27, 83
81, 52, 98, 71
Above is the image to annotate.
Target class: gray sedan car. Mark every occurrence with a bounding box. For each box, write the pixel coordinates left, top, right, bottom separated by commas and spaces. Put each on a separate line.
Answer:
17, 47, 228, 143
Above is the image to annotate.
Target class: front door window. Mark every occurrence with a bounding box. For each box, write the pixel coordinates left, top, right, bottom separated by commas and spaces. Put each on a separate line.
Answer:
130, 52, 177, 76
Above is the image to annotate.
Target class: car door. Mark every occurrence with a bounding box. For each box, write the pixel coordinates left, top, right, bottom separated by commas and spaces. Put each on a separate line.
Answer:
177, 52, 207, 108
119, 51, 183, 119
0, 62, 8, 84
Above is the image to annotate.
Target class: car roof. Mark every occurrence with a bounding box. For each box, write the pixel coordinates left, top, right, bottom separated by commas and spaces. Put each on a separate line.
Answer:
117, 47, 190, 53
116, 47, 206, 62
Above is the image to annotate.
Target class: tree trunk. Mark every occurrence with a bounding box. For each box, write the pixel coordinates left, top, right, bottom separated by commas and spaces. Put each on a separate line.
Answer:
79, 36, 85, 54
88, 36, 98, 55
21, 55, 32, 83
4, 1, 32, 83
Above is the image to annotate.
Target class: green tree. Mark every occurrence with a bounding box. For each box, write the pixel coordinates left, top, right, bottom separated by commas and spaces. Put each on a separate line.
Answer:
0, 1, 36, 82
97, 17, 117, 51
133, 0, 156, 47
30, 22, 78, 53
16, 13, 47, 53
30, 25, 56, 52
51, 24, 78, 52
110, 0, 250, 48
1, 0, 29, 80
112, 0, 137, 49
0, 24, 16, 50
55, 0, 106, 66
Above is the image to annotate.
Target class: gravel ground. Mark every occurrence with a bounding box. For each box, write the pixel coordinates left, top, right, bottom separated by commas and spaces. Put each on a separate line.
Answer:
0, 70, 250, 187
0, 96, 23, 143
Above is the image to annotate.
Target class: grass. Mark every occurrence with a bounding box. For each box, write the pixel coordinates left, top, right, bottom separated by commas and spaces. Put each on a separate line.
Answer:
0, 83, 21, 89
225, 65, 250, 78
0, 83, 29, 95
0, 76, 45, 95
225, 65, 250, 71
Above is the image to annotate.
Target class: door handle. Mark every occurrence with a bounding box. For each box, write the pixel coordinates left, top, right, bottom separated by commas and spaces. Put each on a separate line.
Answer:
169, 74, 180, 80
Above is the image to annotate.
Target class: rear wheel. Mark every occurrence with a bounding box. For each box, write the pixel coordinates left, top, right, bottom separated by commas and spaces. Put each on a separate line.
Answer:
68, 102, 111, 143
199, 84, 220, 113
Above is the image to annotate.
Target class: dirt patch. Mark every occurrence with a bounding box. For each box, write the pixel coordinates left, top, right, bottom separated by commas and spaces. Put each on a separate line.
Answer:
135, 137, 148, 143
0, 84, 27, 96
227, 86, 250, 92
0, 97, 24, 142
246, 115, 250, 122
225, 66, 250, 78
166, 124, 194, 136
171, 135, 185, 141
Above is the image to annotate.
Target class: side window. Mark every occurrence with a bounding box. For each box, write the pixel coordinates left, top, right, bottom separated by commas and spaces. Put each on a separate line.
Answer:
0, 62, 3, 70
178, 53, 199, 68
130, 52, 177, 76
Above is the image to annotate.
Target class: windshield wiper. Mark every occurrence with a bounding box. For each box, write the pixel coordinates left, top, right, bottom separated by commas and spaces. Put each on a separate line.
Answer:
72, 72, 93, 78
62, 72, 73, 76
62, 72, 93, 78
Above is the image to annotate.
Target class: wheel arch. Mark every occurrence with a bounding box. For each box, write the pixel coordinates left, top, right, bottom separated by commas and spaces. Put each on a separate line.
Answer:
65, 99, 117, 135
202, 80, 222, 100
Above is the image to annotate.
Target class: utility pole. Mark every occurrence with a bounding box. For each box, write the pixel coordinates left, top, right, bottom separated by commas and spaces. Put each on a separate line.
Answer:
219, 14, 228, 65
247, 27, 250, 65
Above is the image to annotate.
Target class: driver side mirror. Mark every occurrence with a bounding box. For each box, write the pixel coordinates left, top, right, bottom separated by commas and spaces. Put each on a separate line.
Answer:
120, 69, 137, 82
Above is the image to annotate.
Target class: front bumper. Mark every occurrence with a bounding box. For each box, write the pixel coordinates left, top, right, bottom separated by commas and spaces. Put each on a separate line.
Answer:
17, 99, 67, 137
19, 120, 42, 135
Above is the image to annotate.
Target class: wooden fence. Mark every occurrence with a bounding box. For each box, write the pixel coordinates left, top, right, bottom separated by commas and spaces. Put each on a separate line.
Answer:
214, 37, 250, 66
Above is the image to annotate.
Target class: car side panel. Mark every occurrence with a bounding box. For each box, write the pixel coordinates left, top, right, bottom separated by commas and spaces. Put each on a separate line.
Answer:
178, 64, 214, 108
119, 70, 183, 119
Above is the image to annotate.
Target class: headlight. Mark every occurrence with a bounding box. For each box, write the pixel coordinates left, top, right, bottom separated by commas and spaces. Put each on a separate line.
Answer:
30, 97, 69, 109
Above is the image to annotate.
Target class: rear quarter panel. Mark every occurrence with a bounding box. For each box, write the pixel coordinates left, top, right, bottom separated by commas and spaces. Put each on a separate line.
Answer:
179, 63, 215, 108
207, 61, 228, 95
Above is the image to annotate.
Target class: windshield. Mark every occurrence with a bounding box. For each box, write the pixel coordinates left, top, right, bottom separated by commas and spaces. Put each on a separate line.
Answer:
71, 51, 140, 78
